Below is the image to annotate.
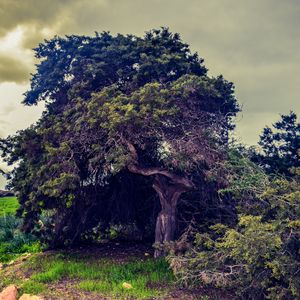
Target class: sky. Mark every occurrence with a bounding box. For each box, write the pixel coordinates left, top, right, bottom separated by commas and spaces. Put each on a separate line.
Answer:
0, 0, 300, 187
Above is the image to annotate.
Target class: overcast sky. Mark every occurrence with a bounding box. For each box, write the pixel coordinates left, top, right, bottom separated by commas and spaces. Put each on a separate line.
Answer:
0, 0, 299, 183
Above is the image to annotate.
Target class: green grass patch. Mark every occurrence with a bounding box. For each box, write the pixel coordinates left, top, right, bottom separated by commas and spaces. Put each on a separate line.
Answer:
20, 280, 47, 295
26, 254, 175, 299
0, 197, 19, 216
32, 260, 68, 283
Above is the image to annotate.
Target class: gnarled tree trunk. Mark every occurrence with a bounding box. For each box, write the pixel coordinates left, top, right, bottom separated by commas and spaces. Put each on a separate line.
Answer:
153, 175, 185, 257
125, 140, 194, 257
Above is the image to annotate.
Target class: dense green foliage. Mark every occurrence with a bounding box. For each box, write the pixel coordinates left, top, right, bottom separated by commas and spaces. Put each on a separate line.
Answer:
254, 112, 300, 175
0, 214, 41, 262
24, 28, 207, 107
0, 197, 41, 262
0, 28, 238, 248
168, 149, 300, 299
0, 28, 298, 299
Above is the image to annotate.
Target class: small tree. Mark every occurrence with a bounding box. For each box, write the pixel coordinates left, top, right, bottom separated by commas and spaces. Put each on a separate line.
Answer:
256, 111, 300, 175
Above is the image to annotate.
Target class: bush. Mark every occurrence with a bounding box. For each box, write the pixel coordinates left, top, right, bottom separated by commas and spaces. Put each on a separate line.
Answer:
169, 215, 299, 299
168, 150, 300, 300
0, 214, 42, 262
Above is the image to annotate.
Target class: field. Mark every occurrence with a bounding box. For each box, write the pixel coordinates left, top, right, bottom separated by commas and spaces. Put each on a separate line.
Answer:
0, 196, 19, 216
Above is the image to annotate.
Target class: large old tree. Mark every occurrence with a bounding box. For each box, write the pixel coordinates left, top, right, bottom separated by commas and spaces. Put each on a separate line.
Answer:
1, 28, 239, 256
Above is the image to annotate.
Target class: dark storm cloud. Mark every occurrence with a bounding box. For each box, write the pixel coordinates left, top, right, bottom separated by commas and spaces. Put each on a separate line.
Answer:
0, 0, 299, 144
0, 0, 74, 36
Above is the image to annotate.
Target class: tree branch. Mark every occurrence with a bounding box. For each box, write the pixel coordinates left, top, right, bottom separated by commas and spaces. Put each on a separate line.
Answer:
124, 139, 194, 190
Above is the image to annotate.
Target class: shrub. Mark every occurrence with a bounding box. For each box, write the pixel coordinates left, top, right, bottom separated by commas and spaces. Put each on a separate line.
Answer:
0, 215, 42, 262
168, 215, 299, 299
168, 150, 300, 299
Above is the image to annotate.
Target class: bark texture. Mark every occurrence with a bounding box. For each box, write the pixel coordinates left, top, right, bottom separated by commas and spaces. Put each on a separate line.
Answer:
125, 141, 194, 257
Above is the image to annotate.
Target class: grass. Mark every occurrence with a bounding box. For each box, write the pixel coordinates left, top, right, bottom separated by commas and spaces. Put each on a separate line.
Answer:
0, 197, 191, 298
20, 253, 175, 299
20, 281, 47, 295
0, 197, 19, 216
0, 249, 217, 299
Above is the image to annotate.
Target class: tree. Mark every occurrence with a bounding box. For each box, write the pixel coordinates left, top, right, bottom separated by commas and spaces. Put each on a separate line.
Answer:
1, 28, 239, 257
256, 111, 300, 175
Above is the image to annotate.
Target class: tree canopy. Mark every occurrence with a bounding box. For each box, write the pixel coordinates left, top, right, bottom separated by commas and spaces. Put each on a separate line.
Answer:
1, 28, 239, 256
24, 28, 207, 107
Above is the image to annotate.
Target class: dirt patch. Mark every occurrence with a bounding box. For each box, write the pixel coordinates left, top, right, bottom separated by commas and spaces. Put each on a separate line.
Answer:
45, 280, 108, 300
62, 241, 154, 261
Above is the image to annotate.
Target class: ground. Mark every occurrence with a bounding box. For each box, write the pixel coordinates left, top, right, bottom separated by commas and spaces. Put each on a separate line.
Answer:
0, 242, 235, 300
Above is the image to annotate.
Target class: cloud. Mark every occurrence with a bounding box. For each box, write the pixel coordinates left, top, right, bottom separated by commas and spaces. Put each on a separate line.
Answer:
0, 82, 45, 138
0, 54, 31, 83
0, 0, 108, 83
0, 0, 298, 145
0, 103, 16, 116
0, 0, 73, 36
0, 0, 108, 49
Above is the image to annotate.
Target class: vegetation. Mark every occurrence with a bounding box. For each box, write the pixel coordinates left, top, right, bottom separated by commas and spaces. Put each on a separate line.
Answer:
32, 256, 172, 298
253, 111, 300, 175
0, 196, 19, 216
0, 28, 238, 257
1, 251, 176, 299
0, 197, 41, 263
0, 29, 299, 299
168, 135, 300, 299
